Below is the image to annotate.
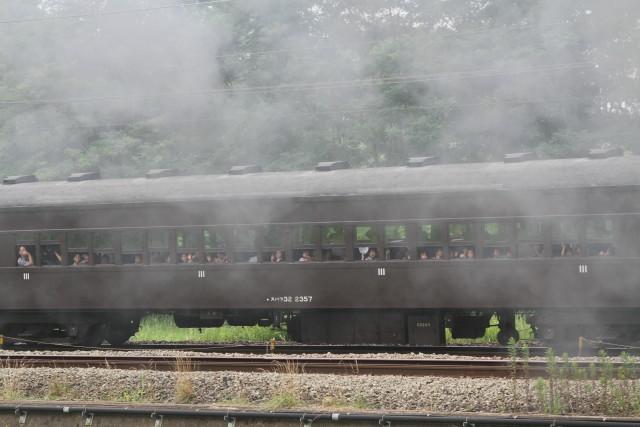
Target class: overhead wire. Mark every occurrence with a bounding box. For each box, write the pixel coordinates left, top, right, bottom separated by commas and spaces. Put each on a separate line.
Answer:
14, 94, 607, 134
0, 61, 594, 106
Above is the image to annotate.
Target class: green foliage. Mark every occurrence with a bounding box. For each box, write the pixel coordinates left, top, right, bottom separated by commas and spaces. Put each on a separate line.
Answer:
131, 314, 287, 343
0, 1, 638, 179
446, 313, 534, 344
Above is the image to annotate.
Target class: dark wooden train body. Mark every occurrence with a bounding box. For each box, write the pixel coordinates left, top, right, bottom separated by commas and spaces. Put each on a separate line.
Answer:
0, 155, 638, 346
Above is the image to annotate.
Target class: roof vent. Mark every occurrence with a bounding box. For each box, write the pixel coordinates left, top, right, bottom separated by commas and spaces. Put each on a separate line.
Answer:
315, 161, 350, 172
146, 168, 178, 179
588, 147, 623, 159
407, 156, 438, 167
3, 175, 38, 185
228, 164, 262, 175
67, 171, 100, 182
504, 152, 536, 163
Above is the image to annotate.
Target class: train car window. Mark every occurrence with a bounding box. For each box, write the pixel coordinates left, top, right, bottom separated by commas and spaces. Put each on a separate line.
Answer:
122, 230, 144, 265
40, 231, 63, 266
176, 229, 200, 264
384, 225, 409, 260
516, 220, 545, 258
420, 224, 442, 242
354, 225, 377, 260
448, 223, 472, 242
15, 232, 36, 267
233, 227, 257, 263
67, 231, 89, 266
418, 223, 444, 260
482, 222, 512, 258
93, 231, 114, 265
148, 230, 169, 264
448, 223, 475, 260
322, 225, 345, 261
263, 226, 285, 262
204, 229, 229, 264
585, 218, 615, 256
552, 219, 580, 257
293, 225, 316, 262
483, 223, 508, 242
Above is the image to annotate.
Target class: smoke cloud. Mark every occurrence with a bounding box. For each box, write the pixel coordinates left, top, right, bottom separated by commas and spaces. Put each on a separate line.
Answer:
0, 0, 638, 178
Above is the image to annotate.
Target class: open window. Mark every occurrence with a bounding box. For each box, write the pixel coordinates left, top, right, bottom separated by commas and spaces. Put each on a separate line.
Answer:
552, 219, 581, 257
122, 230, 144, 265
263, 226, 285, 262
67, 231, 89, 266
585, 217, 615, 256
204, 228, 228, 263
417, 223, 444, 260
516, 220, 545, 258
176, 229, 200, 264
40, 231, 63, 266
448, 222, 475, 259
148, 230, 169, 264
15, 232, 37, 267
233, 227, 257, 263
292, 225, 316, 262
321, 225, 345, 261
482, 222, 512, 258
93, 231, 114, 265
384, 225, 409, 260
353, 225, 378, 261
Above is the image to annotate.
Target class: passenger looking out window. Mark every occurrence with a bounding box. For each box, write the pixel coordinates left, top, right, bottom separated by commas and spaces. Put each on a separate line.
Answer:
434, 248, 444, 260
71, 253, 89, 266
17, 246, 33, 267
560, 243, 582, 257
419, 250, 429, 260
451, 247, 475, 259
42, 247, 62, 265
270, 250, 284, 263
179, 253, 198, 264
298, 250, 313, 262
364, 248, 377, 261
206, 253, 229, 264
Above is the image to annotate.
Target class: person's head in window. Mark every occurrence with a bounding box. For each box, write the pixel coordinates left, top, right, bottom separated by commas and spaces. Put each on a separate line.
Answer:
365, 249, 377, 261
434, 248, 444, 260
134, 255, 143, 264
81, 254, 89, 264
419, 251, 428, 260
271, 250, 284, 262
180, 253, 188, 264
467, 248, 475, 259
72, 254, 82, 266
17, 246, 33, 267
492, 248, 501, 258
299, 250, 312, 262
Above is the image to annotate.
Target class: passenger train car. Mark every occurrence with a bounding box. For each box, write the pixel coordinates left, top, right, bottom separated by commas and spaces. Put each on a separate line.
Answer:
0, 149, 639, 347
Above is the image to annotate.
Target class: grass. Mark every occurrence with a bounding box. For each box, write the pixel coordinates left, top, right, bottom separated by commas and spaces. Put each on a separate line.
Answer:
446, 314, 534, 344
174, 356, 196, 403
131, 314, 288, 342
134, 313, 533, 345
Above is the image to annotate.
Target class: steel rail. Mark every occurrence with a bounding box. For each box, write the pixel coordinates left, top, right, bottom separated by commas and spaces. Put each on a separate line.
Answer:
0, 354, 634, 377
2, 403, 640, 426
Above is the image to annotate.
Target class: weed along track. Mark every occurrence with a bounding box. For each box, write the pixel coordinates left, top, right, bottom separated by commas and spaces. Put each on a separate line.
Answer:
0, 353, 637, 378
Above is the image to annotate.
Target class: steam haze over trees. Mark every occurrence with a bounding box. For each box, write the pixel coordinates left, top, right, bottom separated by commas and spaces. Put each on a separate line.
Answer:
0, 0, 638, 179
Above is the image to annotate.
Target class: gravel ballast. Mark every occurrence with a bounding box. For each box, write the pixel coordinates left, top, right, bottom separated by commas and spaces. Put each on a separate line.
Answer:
0, 367, 631, 416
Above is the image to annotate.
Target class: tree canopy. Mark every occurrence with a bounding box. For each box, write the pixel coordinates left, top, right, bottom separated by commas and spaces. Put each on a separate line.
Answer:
0, 0, 638, 179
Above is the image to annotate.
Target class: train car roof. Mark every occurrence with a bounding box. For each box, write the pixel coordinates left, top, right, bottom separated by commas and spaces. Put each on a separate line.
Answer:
1, 155, 639, 208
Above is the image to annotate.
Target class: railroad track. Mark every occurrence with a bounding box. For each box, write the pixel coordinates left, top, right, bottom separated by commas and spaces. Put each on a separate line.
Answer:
0, 353, 633, 377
